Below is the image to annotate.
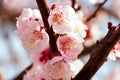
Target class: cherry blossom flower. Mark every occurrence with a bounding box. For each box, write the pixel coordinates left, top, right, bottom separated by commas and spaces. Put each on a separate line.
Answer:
15, 8, 49, 53
42, 57, 72, 80
48, 5, 76, 34
23, 64, 44, 80
57, 34, 83, 61
76, 10, 84, 21
21, 27, 49, 53
108, 40, 120, 61
69, 59, 84, 78
31, 47, 61, 65
24, 58, 84, 80
16, 8, 43, 35
15, 4, 87, 80
71, 20, 88, 41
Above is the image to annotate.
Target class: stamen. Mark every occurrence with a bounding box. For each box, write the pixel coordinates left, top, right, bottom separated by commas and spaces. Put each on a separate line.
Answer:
29, 17, 33, 20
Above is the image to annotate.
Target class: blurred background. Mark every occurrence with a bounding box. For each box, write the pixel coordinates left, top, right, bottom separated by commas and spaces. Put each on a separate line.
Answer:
0, 0, 120, 80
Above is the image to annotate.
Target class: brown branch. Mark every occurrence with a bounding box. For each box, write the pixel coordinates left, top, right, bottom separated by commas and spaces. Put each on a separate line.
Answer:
14, 64, 33, 80
78, 44, 96, 57
101, 7, 120, 20
79, 7, 120, 57
73, 23, 120, 80
86, 0, 108, 22
36, 0, 57, 52
71, 0, 81, 12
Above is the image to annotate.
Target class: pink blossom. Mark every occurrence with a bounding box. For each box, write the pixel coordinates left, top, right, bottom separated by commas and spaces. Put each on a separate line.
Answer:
57, 34, 83, 61
15, 8, 49, 53
20, 27, 49, 53
108, 40, 120, 61
23, 64, 44, 80
71, 20, 88, 41
69, 59, 84, 78
42, 57, 71, 80
3, 0, 37, 14
76, 10, 84, 21
31, 47, 61, 65
114, 40, 120, 51
16, 8, 43, 34
48, 5, 76, 34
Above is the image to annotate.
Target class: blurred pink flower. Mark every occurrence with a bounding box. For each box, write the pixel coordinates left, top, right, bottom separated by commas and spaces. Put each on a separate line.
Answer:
21, 27, 49, 53
108, 40, 120, 61
3, 0, 37, 14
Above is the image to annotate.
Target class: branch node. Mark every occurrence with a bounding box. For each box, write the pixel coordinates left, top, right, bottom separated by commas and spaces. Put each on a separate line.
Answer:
108, 22, 113, 30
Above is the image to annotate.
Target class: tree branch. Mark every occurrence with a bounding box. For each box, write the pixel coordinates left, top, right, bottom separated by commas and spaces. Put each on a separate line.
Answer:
73, 23, 120, 80
101, 7, 120, 20
36, 0, 57, 52
86, 0, 107, 22
71, 0, 81, 12
13, 0, 120, 80
78, 44, 96, 57
14, 64, 33, 80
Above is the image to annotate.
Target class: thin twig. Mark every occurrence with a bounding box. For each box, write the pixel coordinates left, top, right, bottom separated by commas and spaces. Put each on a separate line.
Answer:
71, 0, 81, 12
102, 7, 120, 20
73, 23, 120, 80
86, 0, 108, 22
36, 0, 57, 52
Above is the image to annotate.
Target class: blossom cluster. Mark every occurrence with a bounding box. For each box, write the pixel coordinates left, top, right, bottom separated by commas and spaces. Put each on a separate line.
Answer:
16, 4, 87, 80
